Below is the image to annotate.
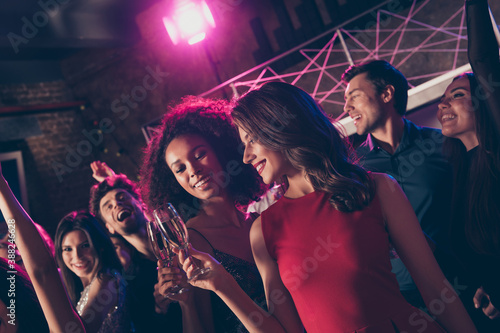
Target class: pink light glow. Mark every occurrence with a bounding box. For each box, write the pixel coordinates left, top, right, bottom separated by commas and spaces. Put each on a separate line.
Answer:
188, 32, 206, 45
164, 0, 215, 45
163, 17, 180, 45
177, 9, 205, 36
202, 1, 216, 28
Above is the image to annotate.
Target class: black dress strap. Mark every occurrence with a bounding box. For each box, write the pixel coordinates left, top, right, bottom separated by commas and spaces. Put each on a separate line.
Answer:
187, 227, 216, 252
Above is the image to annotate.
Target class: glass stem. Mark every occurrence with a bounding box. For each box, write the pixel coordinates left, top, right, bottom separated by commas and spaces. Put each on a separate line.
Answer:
181, 248, 192, 265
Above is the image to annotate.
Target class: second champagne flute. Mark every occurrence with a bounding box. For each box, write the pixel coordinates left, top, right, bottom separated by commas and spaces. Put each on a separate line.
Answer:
147, 219, 188, 296
154, 203, 210, 281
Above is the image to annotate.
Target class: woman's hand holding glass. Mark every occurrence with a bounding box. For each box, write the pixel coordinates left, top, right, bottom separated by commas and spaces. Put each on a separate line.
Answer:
155, 204, 210, 281
147, 219, 187, 297
176, 244, 232, 293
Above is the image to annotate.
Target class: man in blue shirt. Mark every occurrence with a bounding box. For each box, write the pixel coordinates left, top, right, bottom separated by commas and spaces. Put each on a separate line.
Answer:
342, 60, 454, 308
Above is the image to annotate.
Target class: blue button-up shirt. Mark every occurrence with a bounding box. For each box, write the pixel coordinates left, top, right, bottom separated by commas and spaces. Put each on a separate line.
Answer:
356, 118, 453, 290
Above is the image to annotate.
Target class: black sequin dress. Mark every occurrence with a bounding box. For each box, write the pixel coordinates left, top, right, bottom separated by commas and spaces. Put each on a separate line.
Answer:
190, 229, 267, 333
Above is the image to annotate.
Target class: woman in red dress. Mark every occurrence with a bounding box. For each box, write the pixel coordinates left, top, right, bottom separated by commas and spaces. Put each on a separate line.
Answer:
178, 82, 476, 333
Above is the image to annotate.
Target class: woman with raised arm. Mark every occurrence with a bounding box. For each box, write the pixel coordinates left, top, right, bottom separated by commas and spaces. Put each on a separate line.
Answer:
434, 0, 500, 329
0, 164, 85, 332
178, 82, 477, 333
140, 97, 266, 333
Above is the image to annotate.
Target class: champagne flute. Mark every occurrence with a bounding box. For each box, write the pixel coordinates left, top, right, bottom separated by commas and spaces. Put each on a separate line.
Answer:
147, 219, 188, 296
154, 204, 210, 281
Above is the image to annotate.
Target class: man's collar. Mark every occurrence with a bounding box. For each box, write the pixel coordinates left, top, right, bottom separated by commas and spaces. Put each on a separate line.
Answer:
395, 118, 413, 152
363, 118, 413, 153
363, 133, 378, 151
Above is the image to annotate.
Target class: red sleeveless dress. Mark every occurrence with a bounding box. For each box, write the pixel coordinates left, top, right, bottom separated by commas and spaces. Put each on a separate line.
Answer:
261, 191, 446, 333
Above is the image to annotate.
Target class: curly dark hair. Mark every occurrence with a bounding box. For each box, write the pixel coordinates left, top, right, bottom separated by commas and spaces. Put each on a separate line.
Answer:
342, 60, 409, 116
140, 96, 264, 219
54, 211, 122, 304
231, 81, 374, 212
89, 174, 141, 220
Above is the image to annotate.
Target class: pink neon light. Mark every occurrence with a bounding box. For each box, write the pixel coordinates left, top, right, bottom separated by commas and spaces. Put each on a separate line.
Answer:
164, 0, 215, 45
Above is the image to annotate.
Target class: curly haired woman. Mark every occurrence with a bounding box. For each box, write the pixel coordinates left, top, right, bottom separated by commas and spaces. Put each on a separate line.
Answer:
140, 96, 266, 333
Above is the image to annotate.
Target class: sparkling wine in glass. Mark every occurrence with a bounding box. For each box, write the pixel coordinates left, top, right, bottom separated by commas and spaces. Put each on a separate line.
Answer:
147, 220, 188, 296
154, 204, 210, 281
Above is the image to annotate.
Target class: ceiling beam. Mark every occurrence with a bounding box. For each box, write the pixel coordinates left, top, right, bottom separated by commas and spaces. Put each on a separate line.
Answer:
0, 100, 87, 116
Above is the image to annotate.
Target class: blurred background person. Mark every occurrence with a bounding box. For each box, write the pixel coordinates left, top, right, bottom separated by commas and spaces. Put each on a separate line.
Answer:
90, 168, 190, 332
54, 210, 131, 332
434, 1, 500, 330
342, 60, 454, 309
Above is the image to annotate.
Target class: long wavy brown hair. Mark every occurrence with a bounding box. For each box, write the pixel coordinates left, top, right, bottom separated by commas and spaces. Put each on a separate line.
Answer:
231, 81, 374, 212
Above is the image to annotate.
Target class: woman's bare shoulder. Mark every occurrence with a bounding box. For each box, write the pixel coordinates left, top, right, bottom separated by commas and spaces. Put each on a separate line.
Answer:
371, 172, 393, 182
186, 214, 211, 231
371, 172, 399, 193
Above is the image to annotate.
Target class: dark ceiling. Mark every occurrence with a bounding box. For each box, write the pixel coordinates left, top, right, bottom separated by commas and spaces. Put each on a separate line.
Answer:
0, 0, 414, 85
0, 0, 165, 60
0, 0, 163, 83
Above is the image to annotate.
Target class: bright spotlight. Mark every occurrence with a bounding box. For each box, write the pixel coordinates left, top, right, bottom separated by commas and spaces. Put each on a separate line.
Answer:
163, 0, 216, 45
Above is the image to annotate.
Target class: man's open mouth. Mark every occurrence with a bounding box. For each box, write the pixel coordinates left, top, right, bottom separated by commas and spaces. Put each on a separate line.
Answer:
117, 210, 131, 222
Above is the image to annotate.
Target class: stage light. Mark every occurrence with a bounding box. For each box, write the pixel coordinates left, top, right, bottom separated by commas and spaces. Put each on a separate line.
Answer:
163, 0, 216, 45
188, 32, 206, 45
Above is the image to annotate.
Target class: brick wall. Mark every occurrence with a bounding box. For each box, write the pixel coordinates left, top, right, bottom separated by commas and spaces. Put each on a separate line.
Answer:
0, 81, 97, 235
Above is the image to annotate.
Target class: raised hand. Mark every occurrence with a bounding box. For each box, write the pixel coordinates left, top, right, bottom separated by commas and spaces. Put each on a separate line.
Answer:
1, 157, 84, 332
90, 161, 116, 182
474, 286, 500, 320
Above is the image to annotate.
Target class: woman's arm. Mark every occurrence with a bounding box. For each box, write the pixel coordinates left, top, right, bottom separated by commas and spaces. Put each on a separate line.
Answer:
185, 229, 216, 333
0, 168, 85, 332
248, 217, 304, 333
466, 0, 500, 131
180, 218, 304, 333
178, 293, 206, 333
375, 173, 477, 333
